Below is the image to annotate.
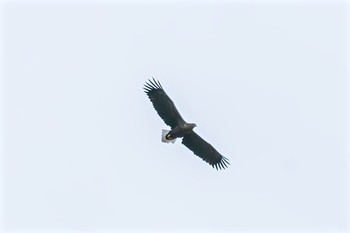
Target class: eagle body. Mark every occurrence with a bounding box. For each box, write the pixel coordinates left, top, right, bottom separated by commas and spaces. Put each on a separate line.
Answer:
144, 78, 230, 170
165, 123, 197, 140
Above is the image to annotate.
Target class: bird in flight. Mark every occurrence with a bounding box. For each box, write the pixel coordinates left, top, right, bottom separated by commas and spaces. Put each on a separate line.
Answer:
144, 78, 229, 170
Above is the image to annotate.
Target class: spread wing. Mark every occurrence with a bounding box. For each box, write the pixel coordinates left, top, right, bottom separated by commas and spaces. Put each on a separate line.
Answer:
144, 78, 185, 128
182, 131, 230, 170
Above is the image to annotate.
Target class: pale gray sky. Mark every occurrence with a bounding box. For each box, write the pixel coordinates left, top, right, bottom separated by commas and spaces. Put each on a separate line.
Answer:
1, 2, 348, 233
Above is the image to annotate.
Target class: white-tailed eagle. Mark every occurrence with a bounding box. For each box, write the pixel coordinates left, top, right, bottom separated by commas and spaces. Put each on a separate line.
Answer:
144, 78, 229, 170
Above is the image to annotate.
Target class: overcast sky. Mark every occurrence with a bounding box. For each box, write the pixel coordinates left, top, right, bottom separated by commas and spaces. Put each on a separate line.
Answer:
1, 2, 348, 233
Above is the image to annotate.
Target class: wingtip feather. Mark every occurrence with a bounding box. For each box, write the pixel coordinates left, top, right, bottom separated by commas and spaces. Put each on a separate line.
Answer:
144, 78, 163, 92
211, 156, 230, 170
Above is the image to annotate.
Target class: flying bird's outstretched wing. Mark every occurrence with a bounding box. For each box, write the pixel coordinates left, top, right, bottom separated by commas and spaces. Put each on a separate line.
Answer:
144, 78, 185, 128
182, 131, 230, 170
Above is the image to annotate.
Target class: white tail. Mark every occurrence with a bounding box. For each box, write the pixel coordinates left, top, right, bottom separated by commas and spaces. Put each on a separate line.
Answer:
162, 129, 176, 144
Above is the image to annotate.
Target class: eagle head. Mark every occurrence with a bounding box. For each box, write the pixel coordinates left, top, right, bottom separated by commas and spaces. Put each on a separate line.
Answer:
187, 123, 197, 129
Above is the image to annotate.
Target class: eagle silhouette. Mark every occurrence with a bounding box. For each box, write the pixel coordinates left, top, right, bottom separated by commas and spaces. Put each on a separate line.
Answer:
144, 78, 229, 170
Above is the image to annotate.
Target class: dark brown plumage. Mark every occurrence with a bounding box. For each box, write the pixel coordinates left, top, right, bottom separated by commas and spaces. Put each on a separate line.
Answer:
144, 78, 229, 170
